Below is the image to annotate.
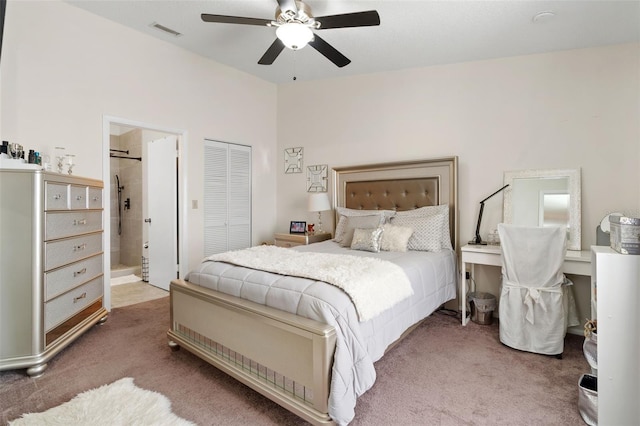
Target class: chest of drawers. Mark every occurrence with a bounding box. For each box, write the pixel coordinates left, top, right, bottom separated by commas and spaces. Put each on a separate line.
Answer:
0, 170, 107, 376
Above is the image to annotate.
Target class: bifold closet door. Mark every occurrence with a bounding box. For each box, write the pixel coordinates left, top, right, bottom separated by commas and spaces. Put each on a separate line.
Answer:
204, 140, 251, 256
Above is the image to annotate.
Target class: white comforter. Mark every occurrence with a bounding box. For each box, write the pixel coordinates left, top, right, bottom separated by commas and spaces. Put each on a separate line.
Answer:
206, 245, 413, 321
186, 241, 456, 425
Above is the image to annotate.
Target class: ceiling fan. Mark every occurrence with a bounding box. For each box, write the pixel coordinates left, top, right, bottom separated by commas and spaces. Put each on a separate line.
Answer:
201, 0, 380, 68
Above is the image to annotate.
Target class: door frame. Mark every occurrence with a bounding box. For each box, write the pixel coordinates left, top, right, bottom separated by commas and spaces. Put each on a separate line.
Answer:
102, 115, 188, 310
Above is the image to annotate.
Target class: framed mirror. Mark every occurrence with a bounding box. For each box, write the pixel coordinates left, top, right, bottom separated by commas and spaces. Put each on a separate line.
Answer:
503, 168, 581, 250
284, 147, 303, 174
307, 164, 328, 192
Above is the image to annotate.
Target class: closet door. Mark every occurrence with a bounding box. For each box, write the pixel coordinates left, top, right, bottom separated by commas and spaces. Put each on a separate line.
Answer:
227, 145, 251, 250
204, 140, 251, 255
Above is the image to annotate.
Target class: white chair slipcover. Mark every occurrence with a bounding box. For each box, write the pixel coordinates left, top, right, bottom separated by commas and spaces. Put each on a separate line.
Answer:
498, 223, 579, 356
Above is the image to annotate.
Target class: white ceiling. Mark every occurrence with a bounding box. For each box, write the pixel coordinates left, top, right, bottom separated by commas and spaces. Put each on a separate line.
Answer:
67, 1, 640, 85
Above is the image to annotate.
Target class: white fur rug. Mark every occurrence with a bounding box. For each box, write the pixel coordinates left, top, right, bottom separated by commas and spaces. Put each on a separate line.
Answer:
9, 378, 194, 425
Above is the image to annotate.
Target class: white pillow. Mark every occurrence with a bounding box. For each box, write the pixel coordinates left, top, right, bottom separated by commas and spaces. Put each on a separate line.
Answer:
351, 227, 384, 253
334, 207, 395, 244
391, 214, 444, 252
335, 207, 397, 218
394, 205, 452, 250
336, 215, 386, 247
380, 224, 414, 252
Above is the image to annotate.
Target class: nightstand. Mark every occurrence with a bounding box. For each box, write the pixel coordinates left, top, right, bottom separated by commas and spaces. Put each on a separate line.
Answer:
274, 232, 332, 248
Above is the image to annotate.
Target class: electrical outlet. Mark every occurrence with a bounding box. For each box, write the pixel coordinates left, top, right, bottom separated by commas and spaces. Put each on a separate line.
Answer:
465, 272, 470, 280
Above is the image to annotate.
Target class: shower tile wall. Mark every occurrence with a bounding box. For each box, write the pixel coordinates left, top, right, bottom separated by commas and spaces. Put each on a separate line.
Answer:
110, 129, 143, 269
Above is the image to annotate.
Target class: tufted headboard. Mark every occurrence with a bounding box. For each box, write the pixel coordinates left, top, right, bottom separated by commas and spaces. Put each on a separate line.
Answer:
333, 157, 458, 250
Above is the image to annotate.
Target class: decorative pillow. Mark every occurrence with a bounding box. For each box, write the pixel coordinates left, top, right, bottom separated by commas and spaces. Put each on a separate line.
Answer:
334, 207, 395, 244
394, 205, 452, 250
380, 224, 414, 252
391, 214, 444, 252
350, 227, 384, 253
337, 215, 386, 247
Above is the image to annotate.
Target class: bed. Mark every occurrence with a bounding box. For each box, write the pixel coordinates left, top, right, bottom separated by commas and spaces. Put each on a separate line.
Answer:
167, 157, 459, 425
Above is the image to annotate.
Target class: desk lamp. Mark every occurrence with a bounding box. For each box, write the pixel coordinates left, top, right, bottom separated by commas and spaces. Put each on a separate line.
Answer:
469, 184, 509, 245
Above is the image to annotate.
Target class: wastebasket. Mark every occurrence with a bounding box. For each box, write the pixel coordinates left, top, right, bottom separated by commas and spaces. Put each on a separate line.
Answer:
578, 374, 597, 426
467, 292, 496, 325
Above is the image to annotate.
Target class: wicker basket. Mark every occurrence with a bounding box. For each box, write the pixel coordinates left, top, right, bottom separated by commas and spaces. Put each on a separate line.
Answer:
583, 330, 597, 375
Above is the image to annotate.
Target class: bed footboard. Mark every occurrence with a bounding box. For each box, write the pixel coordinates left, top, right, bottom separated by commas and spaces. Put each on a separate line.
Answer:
167, 279, 337, 425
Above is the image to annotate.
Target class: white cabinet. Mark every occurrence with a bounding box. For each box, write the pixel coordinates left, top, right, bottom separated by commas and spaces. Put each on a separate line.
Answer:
203, 140, 251, 256
591, 246, 640, 425
0, 170, 107, 377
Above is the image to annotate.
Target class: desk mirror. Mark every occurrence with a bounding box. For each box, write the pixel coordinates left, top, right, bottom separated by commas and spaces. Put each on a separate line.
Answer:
503, 168, 581, 250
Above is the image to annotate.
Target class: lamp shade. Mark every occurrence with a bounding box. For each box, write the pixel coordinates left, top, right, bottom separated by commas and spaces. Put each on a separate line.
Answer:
276, 23, 314, 50
308, 193, 331, 212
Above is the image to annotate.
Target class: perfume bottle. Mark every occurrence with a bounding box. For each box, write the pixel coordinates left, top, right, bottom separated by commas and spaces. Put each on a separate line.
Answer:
54, 147, 66, 173
487, 229, 500, 245
66, 154, 75, 175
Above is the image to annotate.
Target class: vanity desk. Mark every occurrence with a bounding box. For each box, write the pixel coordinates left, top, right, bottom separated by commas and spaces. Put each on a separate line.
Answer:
460, 244, 591, 326
463, 166, 587, 326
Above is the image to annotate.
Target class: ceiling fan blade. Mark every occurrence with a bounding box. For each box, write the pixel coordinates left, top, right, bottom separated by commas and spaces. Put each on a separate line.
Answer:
277, 0, 298, 14
316, 10, 380, 30
309, 34, 350, 68
201, 13, 271, 26
258, 38, 286, 65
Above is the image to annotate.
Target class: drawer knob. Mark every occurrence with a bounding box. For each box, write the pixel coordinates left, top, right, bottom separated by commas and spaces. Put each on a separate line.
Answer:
73, 243, 87, 252
53, 194, 62, 200
92, 196, 99, 201
73, 267, 87, 277
76, 195, 83, 201
73, 292, 87, 303
73, 219, 87, 226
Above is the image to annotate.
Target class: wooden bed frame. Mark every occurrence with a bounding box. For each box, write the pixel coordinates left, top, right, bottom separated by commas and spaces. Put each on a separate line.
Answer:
167, 157, 458, 425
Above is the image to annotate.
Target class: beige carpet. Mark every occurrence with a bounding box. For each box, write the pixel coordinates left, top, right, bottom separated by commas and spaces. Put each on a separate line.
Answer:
0, 297, 589, 425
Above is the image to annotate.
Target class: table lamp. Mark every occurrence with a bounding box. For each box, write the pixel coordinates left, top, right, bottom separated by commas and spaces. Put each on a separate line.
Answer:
307, 193, 331, 234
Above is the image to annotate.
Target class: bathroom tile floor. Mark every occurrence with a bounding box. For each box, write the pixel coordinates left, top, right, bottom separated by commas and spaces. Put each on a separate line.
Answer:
111, 280, 168, 309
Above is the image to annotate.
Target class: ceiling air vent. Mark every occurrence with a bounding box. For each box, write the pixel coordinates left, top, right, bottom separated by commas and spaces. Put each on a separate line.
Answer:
149, 22, 182, 37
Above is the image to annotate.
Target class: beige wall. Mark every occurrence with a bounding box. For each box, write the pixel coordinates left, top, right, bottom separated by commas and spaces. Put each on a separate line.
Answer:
0, 1, 278, 275
276, 44, 640, 242
276, 43, 640, 323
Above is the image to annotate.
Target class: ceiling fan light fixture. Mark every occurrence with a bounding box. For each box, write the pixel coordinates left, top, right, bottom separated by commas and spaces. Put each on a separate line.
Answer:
276, 23, 314, 50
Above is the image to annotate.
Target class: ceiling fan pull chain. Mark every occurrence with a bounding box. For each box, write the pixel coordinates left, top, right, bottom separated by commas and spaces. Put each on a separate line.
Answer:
292, 51, 297, 81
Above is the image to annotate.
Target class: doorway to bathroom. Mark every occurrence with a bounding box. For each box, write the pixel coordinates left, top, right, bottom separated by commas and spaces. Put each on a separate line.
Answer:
110, 127, 145, 282
103, 116, 186, 309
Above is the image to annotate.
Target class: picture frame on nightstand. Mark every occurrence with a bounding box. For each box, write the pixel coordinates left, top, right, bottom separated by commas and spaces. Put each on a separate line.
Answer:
289, 221, 306, 234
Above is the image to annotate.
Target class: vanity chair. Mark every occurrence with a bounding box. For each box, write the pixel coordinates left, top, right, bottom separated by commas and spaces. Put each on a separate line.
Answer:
497, 224, 579, 357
